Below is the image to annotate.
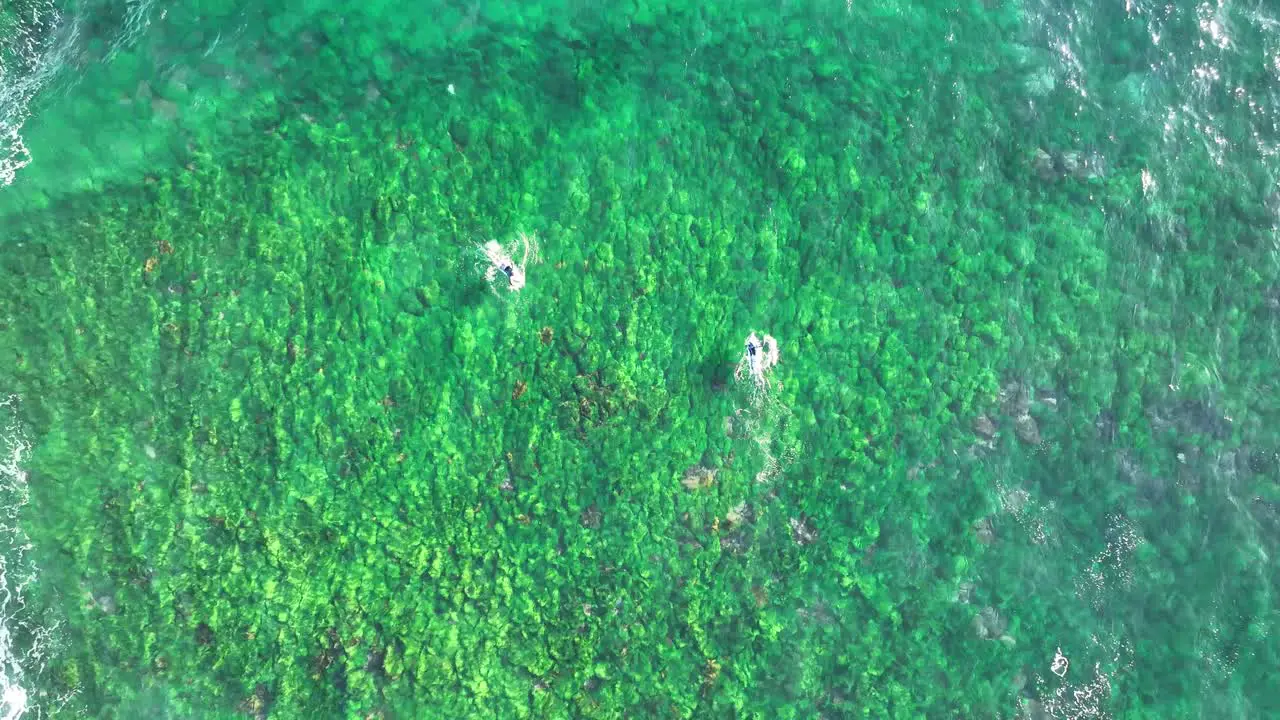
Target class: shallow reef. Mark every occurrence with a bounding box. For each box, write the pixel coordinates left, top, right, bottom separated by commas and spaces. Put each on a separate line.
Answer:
0, 1, 1278, 718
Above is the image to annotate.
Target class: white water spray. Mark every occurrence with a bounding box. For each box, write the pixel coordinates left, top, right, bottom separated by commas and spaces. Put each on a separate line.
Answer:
728, 333, 800, 525
0, 395, 68, 719
0, 0, 76, 189
1, 0, 162, 191
0, 396, 32, 719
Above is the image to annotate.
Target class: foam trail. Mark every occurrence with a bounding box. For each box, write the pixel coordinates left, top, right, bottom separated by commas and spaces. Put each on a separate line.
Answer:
729, 333, 799, 490
0, 396, 32, 719
0, 395, 66, 720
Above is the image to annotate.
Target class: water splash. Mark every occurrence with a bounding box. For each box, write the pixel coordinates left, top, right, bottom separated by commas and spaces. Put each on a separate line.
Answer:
733, 332, 780, 409
0, 395, 71, 720
0, 396, 50, 720
729, 333, 798, 488
476, 231, 540, 294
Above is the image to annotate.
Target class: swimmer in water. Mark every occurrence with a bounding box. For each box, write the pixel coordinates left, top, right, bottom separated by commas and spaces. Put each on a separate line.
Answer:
481, 232, 539, 292
735, 332, 780, 392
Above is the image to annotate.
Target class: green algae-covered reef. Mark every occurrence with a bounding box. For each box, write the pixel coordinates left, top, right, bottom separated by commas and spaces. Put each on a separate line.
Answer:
1, 1, 1277, 718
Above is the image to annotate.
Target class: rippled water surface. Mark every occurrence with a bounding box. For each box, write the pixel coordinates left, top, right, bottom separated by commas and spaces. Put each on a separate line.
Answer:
1, 1, 1278, 718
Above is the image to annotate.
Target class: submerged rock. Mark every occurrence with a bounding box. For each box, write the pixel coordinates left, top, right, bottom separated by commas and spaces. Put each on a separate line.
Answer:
1116, 71, 1157, 109
1011, 668, 1027, 693
1000, 381, 1031, 416
972, 606, 1008, 640
1031, 149, 1107, 183
1019, 698, 1051, 720
1059, 151, 1082, 177
719, 530, 750, 555
973, 415, 997, 439
725, 502, 754, 527
1007, 43, 1040, 68
1032, 148, 1056, 181
973, 517, 995, 544
789, 516, 819, 546
1014, 414, 1041, 445
681, 465, 717, 491
1024, 67, 1057, 97
1060, 150, 1107, 181
1001, 486, 1031, 515
94, 594, 118, 614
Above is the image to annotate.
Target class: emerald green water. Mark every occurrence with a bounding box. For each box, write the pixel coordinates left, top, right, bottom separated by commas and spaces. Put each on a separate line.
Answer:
2, 1, 1278, 718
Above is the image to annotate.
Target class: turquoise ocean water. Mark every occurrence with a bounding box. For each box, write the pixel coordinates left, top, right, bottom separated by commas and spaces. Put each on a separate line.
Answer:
2, 1, 1279, 718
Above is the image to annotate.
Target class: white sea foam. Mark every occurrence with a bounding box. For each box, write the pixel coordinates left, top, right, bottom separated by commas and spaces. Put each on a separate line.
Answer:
727, 334, 800, 516
0, 396, 34, 719
0, 396, 71, 719
0, 1, 79, 189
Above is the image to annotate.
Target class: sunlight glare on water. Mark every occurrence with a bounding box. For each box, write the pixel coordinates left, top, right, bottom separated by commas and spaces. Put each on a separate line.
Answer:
1007, 0, 1280, 714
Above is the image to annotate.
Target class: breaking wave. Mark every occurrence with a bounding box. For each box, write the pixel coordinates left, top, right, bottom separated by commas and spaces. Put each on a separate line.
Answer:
0, 396, 63, 720
1, 0, 161, 190
0, 1, 75, 189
